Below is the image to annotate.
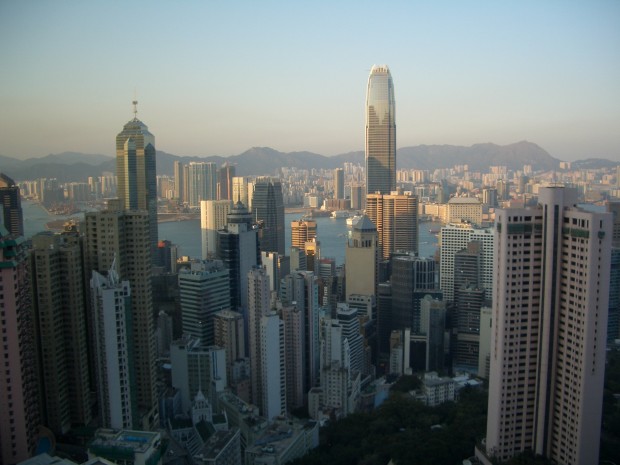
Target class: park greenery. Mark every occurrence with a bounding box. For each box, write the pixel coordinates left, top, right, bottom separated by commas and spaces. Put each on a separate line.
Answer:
291, 356, 620, 465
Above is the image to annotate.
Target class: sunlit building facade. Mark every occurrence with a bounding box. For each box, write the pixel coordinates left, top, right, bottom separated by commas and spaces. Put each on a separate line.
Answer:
366, 65, 396, 195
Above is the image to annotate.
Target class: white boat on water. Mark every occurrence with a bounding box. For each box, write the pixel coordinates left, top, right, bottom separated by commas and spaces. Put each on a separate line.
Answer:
331, 210, 350, 219
346, 215, 362, 227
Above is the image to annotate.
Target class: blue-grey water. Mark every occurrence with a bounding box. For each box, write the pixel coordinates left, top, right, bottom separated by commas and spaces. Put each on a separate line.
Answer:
23, 203, 440, 264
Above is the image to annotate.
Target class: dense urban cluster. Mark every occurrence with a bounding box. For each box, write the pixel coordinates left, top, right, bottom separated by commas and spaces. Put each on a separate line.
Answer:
1, 66, 619, 465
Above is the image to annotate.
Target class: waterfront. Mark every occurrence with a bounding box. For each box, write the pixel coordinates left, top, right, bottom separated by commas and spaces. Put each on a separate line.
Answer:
23, 202, 441, 265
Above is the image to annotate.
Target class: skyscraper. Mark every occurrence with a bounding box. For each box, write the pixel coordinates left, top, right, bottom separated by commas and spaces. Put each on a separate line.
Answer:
84, 202, 157, 429
345, 215, 378, 300
31, 229, 91, 434
188, 162, 218, 207
201, 199, 233, 259
365, 65, 396, 195
217, 202, 260, 311
476, 187, 612, 465
366, 192, 418, 259
178, 260, 231, 347
0, 226, 40, 465
218, 163, 236, 200
0, 173, 24, 237
252, 178, 285, 255
116, 102, 158, 253
334, 168, 345, 200
174, 160, 184, 201
90, 267, 135, 429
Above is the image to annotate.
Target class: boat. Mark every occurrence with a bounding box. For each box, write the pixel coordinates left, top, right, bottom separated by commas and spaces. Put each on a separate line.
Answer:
331, 210, 350, 219
429, 228, 441, 234
346, 215, 362, 227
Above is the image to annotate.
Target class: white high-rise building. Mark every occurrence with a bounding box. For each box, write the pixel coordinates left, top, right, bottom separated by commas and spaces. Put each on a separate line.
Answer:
259, 312, 286, 419
476, 186, 612, 465
90, 267, 133, 430
201, 199, 233, 259
439, 223, 494, 303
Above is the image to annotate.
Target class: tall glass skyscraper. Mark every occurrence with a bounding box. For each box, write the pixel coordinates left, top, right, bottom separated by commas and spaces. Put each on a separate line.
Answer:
365, 65, 396, 195
252, 178, 285, 255
116, 102, 158, 253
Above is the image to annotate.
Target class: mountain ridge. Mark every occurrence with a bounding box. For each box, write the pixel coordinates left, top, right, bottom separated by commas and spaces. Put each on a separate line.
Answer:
2, 141, 612, 181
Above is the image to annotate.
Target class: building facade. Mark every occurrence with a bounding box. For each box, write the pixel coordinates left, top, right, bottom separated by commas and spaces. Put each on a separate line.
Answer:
477, 187, 612, 465
365, 65, 396, 196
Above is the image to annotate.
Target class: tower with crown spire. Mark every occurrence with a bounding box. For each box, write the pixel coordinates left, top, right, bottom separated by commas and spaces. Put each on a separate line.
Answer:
116, 101, 158, 257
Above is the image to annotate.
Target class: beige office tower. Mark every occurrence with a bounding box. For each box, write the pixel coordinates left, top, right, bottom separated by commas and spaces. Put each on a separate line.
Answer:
201, 200, 233, 259
31, 229, 91, 435
476, 186, 612, 465
213, 309, 246, 386
84, 203, 158, 429
232, 176, 250, 207
174, 160, 184, 201
365, 192, 418, 259
345, 215, 378, 300
247, 267, 272, 411
291, 219, 317, 250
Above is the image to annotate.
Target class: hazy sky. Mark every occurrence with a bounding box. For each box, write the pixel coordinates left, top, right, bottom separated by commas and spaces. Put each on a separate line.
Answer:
1, 1, 619, 161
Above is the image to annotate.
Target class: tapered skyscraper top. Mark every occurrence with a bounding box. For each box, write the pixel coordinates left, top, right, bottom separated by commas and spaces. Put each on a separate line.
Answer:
365, 65, 396, 195
116, 101, 158, 253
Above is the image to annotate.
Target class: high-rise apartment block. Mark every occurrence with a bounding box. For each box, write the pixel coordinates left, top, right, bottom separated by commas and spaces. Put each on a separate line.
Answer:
188, 162, 218, 207
213, 309, 246, 387
31, 229, 91, 434
217, 163, 236, 201
476, 187, 612, 465
439, 223, 494, 303
0, 173, 24, 237
0, 227, 40, 465
366, 192, 418, 259
252, 178, 285, 255
365, 65, 396, 195
84, 203, 158, 428
115, 103, 158, 253
201, 199, 233, 259
90, 267, 135, 429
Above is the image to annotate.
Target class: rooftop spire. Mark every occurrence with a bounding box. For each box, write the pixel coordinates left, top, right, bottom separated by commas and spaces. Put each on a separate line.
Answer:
132, 100, 138, 120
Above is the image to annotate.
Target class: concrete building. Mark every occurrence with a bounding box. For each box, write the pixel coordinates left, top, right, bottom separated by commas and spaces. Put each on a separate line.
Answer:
0, 173, 24, 236
244, 418, 319, 465
31, 229, 91, 434
259, 312, 286, 419
170, 336, 227, 414
445, 197, 483, 225
188, 162, 218, 207
439, 223, 495, 303
201, 200, 233, 259
366, 192, 418, 259
84, 203, 158, 429
91, 267, 134, 429
345, 215, 379, 300
476, 186, 612, 465
333, 168, 345, 200
0, 227, 40, 465
280, 303, 305, 411
178, 259, 230, 347
213, 309, 246, 388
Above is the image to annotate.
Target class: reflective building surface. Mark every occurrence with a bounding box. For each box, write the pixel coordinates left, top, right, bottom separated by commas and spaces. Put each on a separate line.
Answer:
116, 102, 158, 253
365, 65, 396, 195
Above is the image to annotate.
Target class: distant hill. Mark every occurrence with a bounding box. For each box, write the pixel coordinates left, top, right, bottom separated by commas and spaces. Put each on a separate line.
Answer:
2, 141, 612, 182
568, 158, 619, 170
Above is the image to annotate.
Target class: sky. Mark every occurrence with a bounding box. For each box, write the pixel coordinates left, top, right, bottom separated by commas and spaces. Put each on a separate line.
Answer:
0, 1, 619, 162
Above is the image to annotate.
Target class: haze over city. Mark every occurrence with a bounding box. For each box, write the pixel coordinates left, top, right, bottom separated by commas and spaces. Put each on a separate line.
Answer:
1, 0, 619, 162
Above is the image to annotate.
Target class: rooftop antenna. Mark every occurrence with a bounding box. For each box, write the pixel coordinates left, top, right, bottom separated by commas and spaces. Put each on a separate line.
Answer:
132, 99, 138, 120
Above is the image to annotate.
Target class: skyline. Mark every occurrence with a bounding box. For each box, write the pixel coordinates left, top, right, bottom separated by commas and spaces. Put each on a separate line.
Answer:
1, 1, 619, 162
